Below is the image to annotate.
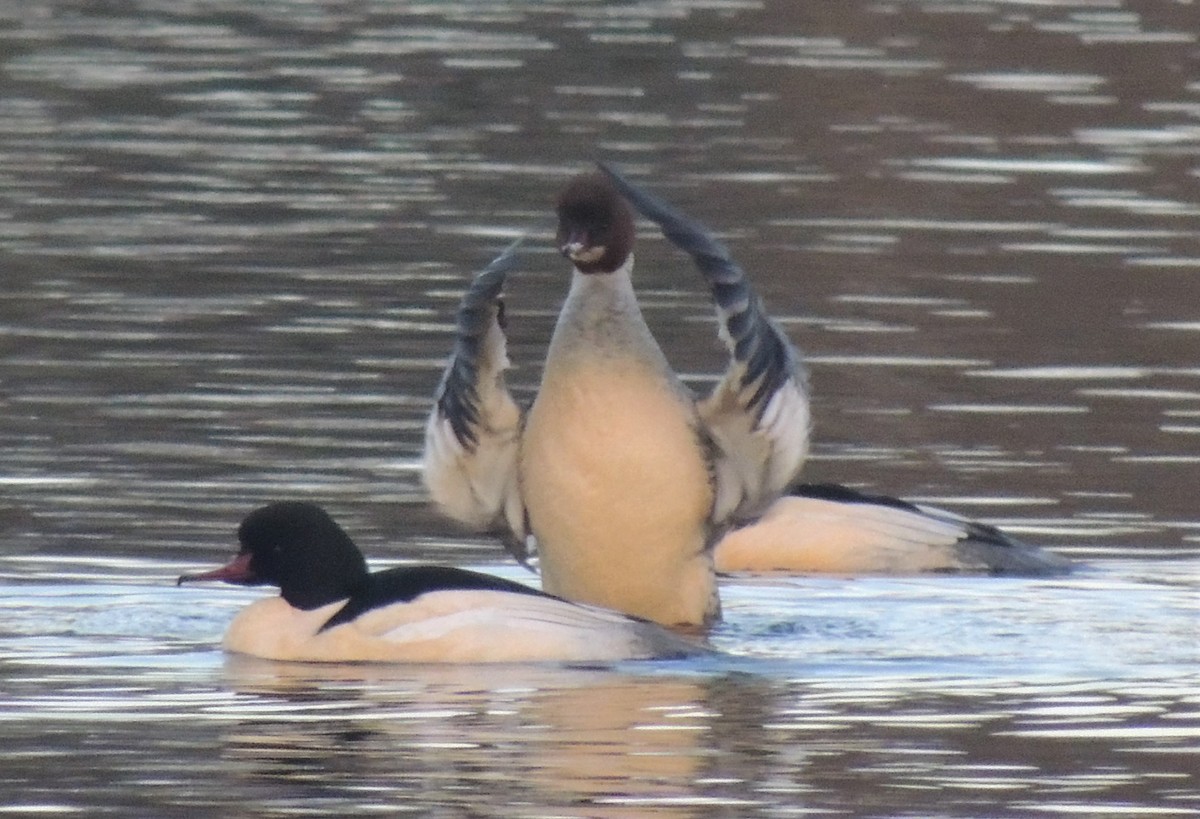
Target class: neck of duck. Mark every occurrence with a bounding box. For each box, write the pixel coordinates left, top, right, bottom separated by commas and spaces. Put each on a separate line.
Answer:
546, 254, 673, 376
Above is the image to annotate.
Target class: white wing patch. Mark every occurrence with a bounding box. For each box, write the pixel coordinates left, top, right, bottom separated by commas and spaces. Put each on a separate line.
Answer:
596, 164, 811, 528
421, 241, 529, 548
422, 380, 524, 536
703, 370, 810, 524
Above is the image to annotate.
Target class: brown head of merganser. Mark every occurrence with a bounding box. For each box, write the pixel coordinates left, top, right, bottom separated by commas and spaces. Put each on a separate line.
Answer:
555, 171, 636, 274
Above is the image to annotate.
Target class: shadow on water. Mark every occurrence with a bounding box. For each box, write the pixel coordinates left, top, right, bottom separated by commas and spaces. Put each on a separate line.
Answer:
1, 0, 1198, 816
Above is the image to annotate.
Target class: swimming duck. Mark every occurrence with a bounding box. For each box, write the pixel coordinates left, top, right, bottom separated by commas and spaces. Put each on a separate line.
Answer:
714, 483, 1072, 575
177, 502, 708, 663
422, 165, 1070, 626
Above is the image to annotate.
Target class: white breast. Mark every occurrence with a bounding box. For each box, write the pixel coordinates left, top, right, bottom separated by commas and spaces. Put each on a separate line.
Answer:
520, 261, 719, 626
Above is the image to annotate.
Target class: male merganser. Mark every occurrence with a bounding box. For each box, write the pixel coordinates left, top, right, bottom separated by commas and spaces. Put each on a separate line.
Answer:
177, 502, 708, 663
714, 483, 1072, 575
422, 166, 1070, 626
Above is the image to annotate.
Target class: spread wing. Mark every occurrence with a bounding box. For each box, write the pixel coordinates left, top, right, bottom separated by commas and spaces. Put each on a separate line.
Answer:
598, 163, 810, 525
422, 238, 530, 565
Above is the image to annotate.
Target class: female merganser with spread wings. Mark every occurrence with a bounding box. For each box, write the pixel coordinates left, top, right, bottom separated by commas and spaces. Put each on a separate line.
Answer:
177, 502, 708, 663
425, 165, 809, 627
422, 165, 1070, 626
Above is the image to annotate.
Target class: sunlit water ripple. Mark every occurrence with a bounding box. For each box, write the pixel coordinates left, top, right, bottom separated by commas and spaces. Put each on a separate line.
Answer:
2, 553, 1197, 816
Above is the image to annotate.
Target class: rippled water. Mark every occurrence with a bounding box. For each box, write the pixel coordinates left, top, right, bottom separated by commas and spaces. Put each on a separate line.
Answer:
1, 1, 1198, 816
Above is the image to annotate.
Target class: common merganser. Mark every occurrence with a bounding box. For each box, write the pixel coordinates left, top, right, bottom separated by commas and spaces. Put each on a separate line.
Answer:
715, 483, 1072, 575
424, 165, 810, 627
600, 170, 1069, 578
422, 166, 1070, 626
177, 502, 709, 663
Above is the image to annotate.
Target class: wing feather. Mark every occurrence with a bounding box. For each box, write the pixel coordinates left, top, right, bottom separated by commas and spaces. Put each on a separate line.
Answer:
598, 164, 810, 524
422, 239, 529, 562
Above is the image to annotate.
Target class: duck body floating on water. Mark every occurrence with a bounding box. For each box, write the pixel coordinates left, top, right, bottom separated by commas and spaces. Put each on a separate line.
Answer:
178, 502, 709, 663
716, 482, 1071, 576
423, 165, 1071, 626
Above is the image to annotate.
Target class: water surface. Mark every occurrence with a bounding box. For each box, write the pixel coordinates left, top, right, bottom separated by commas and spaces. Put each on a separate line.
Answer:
1, 1, 1198, 816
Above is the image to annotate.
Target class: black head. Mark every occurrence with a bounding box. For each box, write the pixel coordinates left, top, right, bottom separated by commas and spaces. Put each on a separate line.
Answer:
555, 171, 636, 275
178, 502, 370, 610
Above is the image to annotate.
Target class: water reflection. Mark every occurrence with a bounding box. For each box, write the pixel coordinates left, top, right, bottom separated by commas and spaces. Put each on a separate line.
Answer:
3, 581, 1197, 818
218, 661, 718, 815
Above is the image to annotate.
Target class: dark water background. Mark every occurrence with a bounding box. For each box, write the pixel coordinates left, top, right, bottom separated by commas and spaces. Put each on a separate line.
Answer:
1, 1, 1197, 816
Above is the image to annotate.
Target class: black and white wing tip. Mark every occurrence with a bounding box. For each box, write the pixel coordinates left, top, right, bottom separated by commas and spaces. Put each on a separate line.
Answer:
423, 235, 528, 551
434, 235, 525, 451
596, 162, 803, 419
597, 163, 809, 521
